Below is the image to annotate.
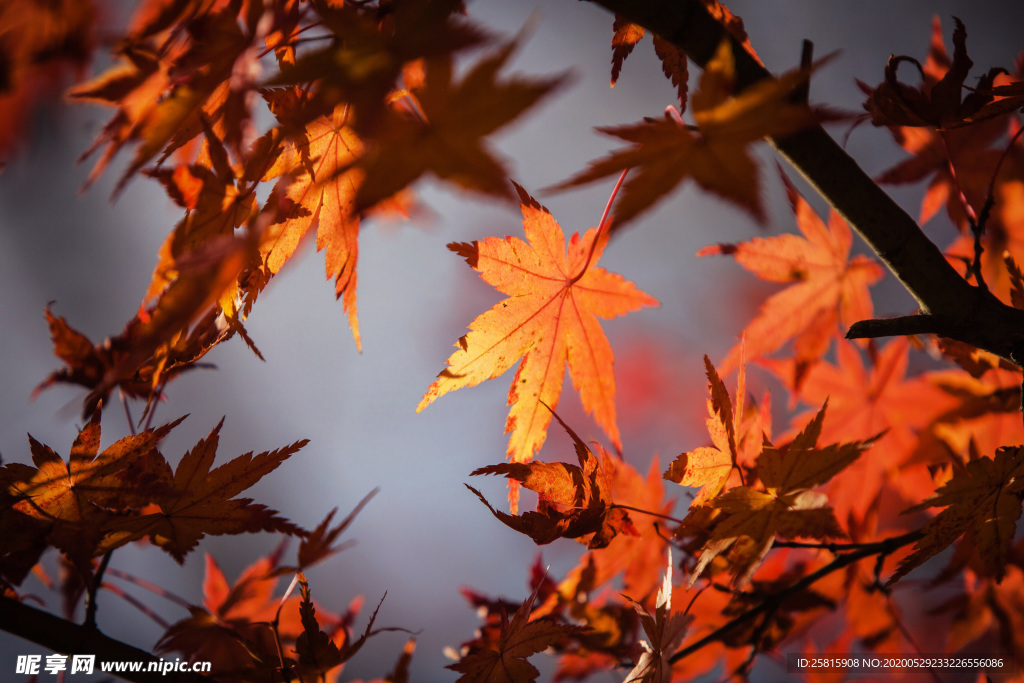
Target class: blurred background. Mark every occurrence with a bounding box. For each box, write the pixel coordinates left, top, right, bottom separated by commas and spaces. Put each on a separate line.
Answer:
3, 1, 1024, 680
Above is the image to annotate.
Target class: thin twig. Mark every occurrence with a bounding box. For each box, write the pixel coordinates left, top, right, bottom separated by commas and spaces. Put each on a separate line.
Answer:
83, 551, 113, 630
100, 582, 171, 630
104, 568, 193, 611
120, 391, 136, 435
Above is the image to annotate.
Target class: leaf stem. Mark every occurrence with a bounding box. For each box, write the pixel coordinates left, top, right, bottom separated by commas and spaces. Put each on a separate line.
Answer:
611, 503, 684, 525
569, 168, 629, 284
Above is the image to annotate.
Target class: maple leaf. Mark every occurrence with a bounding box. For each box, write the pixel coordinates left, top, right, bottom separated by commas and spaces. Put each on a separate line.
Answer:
860, 17, 1000, 129
889, 446, 1024, 585
586, 448, 673, 601
765, 338, 958, 523
0, 0, 95, 162
99, 419, 307, 562
260, 101, 365, 349
293, 488, 379, 572
5, 412, 184, 571
157, 549, 307, 679
664, 356, 752, 505
295, 574, 343, 678
867, 17, 1023, 285
610, 17, 688, 107
690, 402, 874, 585
0, 468, 50, 588
71, 4, 254, 194
269, 0, 489, 133
418, 184, 657, 511
447, 572, 585, 683
468, 409, 637, 549
699, 174, 883, 381
143, 119, 260, 311
622, 548, 690, 683
352, 41, 567, 212
37, 232, 252, 418
552, 38, 829, 229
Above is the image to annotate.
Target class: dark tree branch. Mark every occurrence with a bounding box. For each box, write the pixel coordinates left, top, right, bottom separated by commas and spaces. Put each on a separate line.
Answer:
846, 314, 949, 339
667, 532, 922, 665
585, 0, 1024, 365
0, 595, 215, 683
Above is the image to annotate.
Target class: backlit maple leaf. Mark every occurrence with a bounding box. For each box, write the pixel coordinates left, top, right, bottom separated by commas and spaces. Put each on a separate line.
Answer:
467, 410, 637, 549
4, 413, 183, 571
860, 17, 1002, 130
665, 356, 757, 505
269, 0, 489, 134
353, 41, 566, 212
100, 419, 307, 562
447, 573, 585, 683
765, 338, 957, 523
553, 39, 828, 229
157, 549, 305, 679
610, 17, 687, 107
867, 18, 1024, 301
622, 548, 690, 683
70, 4, 253, 194
689, 403, 874, 585
37, 232, 251, 418
890, 445, 1024, 585
417, 184, 657, 511
700, 175, 883, 381
261, 101, 365, 349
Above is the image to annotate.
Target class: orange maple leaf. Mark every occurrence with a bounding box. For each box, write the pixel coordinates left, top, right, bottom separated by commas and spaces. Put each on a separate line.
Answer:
610, 16, 688, 107
70, 4, 252, 194
765, 338, 958, 524
157, 549, 305, 678
664, 355, 758, 505
261, 100, 365, 349
467, 410, 637, 549
417, 184, 657, 511
37, 232, 251, 417
890, 445, 1024, 585
553, 39, 828, 229
5, 412, 183, 571
689, 402, 874, 585
699, 175, 883, 381
446, 573, 585, 683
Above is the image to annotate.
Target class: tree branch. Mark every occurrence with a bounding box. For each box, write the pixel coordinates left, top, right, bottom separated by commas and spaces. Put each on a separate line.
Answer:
0, 595, 216, 683
668, 531, 922, 664
584, 0, 1024, 365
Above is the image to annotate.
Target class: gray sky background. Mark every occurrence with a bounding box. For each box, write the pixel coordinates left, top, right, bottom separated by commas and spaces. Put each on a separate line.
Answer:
3, 1, 1024, 680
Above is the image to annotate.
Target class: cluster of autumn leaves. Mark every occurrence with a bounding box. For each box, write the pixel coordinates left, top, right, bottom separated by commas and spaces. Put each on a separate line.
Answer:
5, 0, 1024, 681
